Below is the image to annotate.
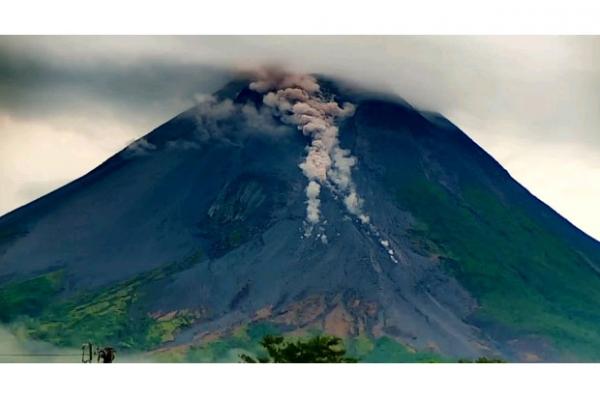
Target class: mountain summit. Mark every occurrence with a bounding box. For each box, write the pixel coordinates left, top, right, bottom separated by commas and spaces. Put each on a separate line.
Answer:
1, 73, 600, 362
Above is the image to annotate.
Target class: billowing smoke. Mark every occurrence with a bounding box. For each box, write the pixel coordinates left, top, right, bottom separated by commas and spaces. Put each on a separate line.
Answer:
124, 137, 157, 158
194, 95, 236, 130
249, 70, 370, 236
183, 94, 290, 146
126, 93, 289, 156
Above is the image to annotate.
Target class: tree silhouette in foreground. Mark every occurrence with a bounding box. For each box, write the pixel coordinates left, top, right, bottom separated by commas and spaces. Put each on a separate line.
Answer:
458, 356, 506, 363
240, 334, 357, 363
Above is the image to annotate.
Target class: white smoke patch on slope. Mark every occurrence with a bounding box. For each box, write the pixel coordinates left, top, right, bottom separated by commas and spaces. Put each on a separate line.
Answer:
380, 239, 398, 264
124, 137, 157, 158
195, 96, 236, 121
240, 102, 290, 136
249, 70, 370, 236
171, 93, 291, 148
125, 95, 238, 156
320, 234, 328, 244
125, 95, 239, 155
124, 91, 293, 159
193, 95, 237, 141
165, 139, 202, 151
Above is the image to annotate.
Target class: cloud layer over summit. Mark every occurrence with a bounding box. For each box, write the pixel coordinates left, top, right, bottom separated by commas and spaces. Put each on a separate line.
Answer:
0, 36, 599, 240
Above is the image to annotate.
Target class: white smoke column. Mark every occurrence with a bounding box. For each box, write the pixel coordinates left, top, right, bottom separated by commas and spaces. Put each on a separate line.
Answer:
305, 181, 321, 224
249, 71, 370, 235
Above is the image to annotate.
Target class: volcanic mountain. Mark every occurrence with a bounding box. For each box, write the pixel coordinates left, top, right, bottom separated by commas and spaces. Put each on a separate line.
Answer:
1, 75, 600, 362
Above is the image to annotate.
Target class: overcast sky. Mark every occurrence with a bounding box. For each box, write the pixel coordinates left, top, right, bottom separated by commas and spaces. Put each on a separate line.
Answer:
0, 36, 598, 240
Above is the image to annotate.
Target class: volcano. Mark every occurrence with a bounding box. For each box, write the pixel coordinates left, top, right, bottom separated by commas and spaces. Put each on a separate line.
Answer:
1, 75, 600, 362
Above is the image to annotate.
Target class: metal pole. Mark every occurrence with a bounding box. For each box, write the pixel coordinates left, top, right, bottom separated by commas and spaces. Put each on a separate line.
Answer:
81, 342, 93, 363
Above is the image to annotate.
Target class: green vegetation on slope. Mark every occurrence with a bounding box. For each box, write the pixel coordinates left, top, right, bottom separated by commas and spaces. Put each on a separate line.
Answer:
150, 322, 445, 363
180, 322, 281, 362
392, 174, 600, 359
0, 270, 64, 322
350, 336, 445, 363
0, 250, 203, 351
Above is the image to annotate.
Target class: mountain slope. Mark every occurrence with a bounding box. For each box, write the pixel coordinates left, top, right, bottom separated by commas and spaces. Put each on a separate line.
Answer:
1, 77, 599, 362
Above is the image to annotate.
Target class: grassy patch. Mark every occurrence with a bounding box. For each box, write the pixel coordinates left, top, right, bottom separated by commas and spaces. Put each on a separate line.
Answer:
18, 250, 203, 351
350, 336, 446, 363
0, 270, 65, 322
184, 322, 280, 363
146, 311, 198, 345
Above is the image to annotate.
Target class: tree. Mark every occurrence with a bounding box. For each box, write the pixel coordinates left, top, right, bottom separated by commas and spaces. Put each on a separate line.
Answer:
240, 334, 357, 363
458, 356, 505, 363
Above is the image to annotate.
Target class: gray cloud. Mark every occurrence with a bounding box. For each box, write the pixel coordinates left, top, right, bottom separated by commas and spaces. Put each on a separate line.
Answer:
0, 38, 231, 125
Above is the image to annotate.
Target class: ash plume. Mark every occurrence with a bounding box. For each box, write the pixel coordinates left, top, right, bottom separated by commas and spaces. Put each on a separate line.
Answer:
249, 69, 370, 236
